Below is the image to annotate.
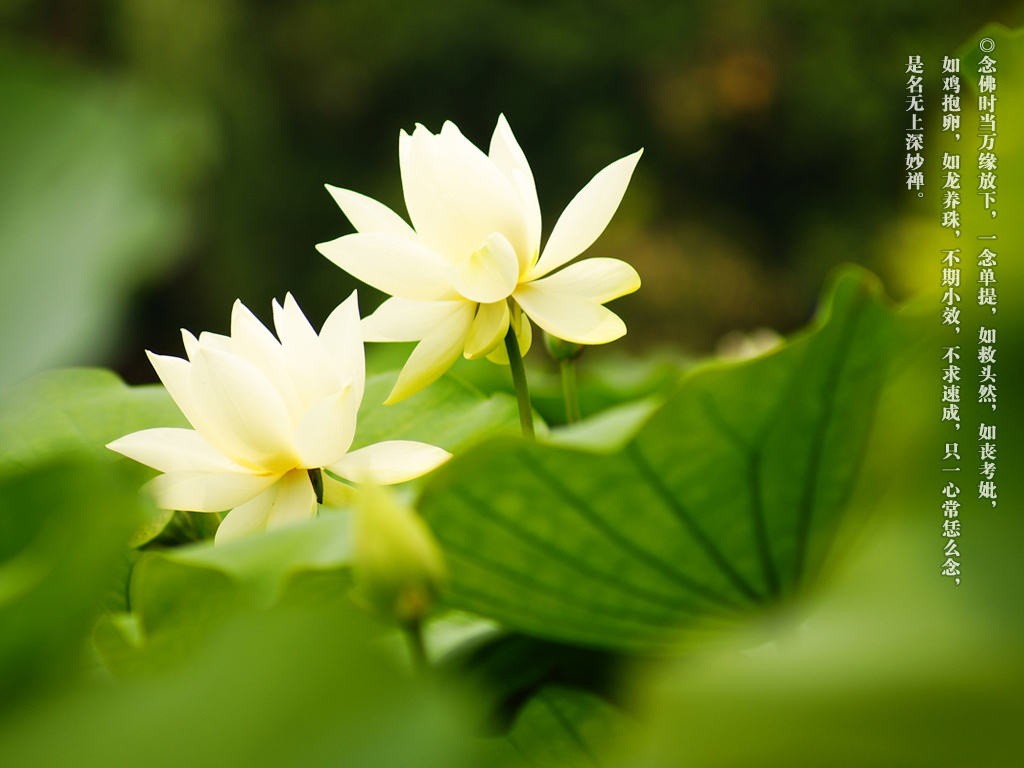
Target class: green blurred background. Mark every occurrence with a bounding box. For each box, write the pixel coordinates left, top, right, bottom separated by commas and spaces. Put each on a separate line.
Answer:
3, 0, 1023, 389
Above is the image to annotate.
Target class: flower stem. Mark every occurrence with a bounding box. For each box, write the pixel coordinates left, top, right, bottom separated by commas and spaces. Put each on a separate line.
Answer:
404, 619, 428, 671
560, 359, 582, 424
307, 468, 324, 505
504, 324, 535, 440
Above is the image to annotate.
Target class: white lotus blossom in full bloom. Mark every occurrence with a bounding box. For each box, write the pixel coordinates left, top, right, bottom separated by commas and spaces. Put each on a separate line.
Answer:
316, 115, 642, 403
107, 292, 451, 545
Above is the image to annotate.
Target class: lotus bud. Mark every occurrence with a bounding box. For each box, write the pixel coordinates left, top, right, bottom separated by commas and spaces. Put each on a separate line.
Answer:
352, 484, 446, 627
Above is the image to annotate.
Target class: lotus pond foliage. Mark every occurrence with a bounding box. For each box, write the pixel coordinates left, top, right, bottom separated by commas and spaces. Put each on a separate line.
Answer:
3, 30, 1023, 760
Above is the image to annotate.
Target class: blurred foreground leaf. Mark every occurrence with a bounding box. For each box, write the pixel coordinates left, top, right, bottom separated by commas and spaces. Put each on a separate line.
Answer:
0, 368, 187, 544
630, 511, 1024, 768
420, 268, 895, 652
94, 552, 246, 677
0, 460, 142, 715
3, 604, 473, 768
96, 516, 353, 676
160, 513, 352, 607
0, 369, 187, 472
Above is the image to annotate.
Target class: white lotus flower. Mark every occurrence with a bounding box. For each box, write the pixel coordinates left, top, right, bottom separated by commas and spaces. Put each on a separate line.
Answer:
107, 292, 451, 545
316, 115, 642, 403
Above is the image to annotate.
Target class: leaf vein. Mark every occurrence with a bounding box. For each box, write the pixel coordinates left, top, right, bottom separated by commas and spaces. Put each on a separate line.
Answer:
517, 450, 741, 611
539, 690, 604, 767
698, 393, 780, 597
446, 485, 703, 615
625, 443, 764, 603
792, 289, 867, 584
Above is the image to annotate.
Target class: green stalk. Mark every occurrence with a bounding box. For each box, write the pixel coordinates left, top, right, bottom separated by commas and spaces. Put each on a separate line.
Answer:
560, 358, 582, 423
307, 468, 324, 505
404, 619, 428, 671
504, 322, 536, 440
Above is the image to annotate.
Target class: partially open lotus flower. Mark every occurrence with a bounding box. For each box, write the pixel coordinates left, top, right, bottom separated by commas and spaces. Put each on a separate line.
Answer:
107, 291, 451, 544
317, 115, 642, 403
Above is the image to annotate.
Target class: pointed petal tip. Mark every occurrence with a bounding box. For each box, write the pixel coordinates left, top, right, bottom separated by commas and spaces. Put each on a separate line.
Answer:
383, 378, 415, 405
621, 148, 643, 173
617, 148, 644, 175
323, 184, 350, 204
181, 329, 201, 358
493, 113, 516, 141
230, 299, 256, 328
230, 297, 252, 321
145, 348, 187, 377
383, 375, 424, 405
462, 341, 503, 361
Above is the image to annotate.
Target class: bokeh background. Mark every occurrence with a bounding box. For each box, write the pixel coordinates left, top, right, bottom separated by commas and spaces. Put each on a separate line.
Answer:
3, 0, 1023, 391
